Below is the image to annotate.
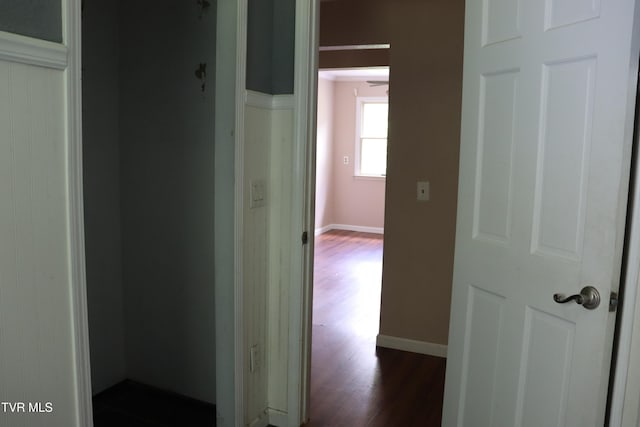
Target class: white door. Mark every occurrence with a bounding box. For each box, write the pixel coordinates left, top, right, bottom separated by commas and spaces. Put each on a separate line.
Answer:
443, 0, 640, 426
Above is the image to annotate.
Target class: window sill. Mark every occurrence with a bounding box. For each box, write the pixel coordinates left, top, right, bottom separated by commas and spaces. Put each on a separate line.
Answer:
354, 175, 386, 181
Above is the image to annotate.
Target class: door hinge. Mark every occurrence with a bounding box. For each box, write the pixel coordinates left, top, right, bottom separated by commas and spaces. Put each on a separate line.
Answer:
610, 292, 619, 312
301, 231, 309, 245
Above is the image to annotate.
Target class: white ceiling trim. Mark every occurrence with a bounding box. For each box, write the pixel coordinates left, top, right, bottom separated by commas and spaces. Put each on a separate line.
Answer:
318, 44, 390, 51
319, 67, 389, 82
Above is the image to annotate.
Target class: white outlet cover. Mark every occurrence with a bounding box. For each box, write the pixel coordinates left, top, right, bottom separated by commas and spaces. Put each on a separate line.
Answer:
417, 181, 430, 202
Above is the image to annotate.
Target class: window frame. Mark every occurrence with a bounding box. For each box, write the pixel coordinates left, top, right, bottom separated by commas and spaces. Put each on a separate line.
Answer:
354, 96, 389, 179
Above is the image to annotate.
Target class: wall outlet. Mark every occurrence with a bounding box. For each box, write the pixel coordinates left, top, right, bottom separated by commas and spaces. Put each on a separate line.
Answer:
250, 344, 259, 373
250, 179, 266, 209
417, 181, 430, 202
343, 156, 349, 165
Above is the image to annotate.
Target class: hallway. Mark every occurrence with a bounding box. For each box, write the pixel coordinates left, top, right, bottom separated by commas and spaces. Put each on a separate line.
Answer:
306, 230, 446, 426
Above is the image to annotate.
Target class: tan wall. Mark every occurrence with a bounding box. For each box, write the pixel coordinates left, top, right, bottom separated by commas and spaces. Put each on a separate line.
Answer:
320, 1, 391, 47
381, 0, 464, 346
319, 49, 390, 69
321, 0, 465, 346
315, 77, 335, 230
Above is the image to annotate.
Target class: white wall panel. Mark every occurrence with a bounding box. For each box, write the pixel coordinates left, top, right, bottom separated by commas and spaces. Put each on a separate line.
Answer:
243, 92, 294, 426
244, 103, 271, 426
0, 60, 76, 427
267, 107, 295, 416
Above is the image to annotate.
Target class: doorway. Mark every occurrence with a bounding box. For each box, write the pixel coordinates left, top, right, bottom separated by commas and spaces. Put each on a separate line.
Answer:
315, 68, 388, 237
305, 56, 452, 423
81, 1, 216, 425
308, 67, 389, 423
298, 0, 465, 423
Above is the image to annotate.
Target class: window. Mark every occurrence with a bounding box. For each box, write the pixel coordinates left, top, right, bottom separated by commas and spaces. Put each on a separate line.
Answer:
355, 97, 388, 177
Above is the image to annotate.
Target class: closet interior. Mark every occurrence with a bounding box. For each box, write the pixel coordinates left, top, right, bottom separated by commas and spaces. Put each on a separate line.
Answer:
82, 1, 216, 424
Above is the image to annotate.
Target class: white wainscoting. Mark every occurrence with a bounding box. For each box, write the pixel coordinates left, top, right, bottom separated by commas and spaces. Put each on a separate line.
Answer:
267, 103, 295, 420
244, 101, 271, 425
244, 90, 295, 427
376, 334, 448, 358
0, 29, 84, 426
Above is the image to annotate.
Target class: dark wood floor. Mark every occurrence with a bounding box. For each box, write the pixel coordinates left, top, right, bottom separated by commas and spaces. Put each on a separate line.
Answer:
92, 380, 216, 427
306, 230, 446, 427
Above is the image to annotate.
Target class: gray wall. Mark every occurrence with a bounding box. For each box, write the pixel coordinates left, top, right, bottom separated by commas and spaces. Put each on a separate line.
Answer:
82, 0, 127, 395
246, 0, 274, 93
119, 0, 217, 404
271, 0, 295, 94
0, 0, 62, 42
246, 0, 294, 94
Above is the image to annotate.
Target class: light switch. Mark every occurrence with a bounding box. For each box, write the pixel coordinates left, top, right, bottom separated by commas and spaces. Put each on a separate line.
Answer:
250, 179, 266, 208
250, 344, 259, 372
417, 181, 429, 202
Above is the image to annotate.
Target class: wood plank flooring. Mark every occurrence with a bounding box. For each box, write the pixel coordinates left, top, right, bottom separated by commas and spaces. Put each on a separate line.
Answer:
305, 230, 446, 427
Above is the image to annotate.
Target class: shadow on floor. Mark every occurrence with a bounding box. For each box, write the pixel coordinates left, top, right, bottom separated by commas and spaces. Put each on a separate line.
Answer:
92, 380, 216, 427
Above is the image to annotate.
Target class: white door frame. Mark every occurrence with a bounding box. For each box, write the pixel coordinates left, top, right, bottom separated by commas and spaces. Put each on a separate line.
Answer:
286, 0, 320, 424
611, 122, 640, 424
610, 62, 640, 424
287, 2, 640, 427
65, 0, 94, 424
216, 0, 247, 425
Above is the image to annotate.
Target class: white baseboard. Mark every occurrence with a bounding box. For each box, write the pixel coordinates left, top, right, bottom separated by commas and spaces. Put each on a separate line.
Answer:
315, 223, 384, 235
267, 408, 288, 426
314, 224, 333, 236
376, 334, 447, 358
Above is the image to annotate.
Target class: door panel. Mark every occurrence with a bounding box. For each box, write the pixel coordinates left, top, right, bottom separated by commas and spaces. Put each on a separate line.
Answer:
443, 0, 639, 425
460, 287, 505, 426
531, 57, 595, 260
546, 0, 600, 30
482, 0, 521, 46
474, 71, 517, 244
516, 307, 575, 427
